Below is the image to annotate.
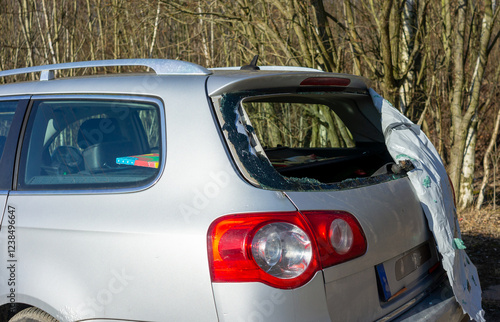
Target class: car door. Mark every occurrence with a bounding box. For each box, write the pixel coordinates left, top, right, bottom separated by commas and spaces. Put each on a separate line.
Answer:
0, 97, 29, 320
2, 95, 167, 321
1, 92, 218, 322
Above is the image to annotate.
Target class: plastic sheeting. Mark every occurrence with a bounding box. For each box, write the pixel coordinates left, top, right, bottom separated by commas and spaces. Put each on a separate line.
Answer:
370, 89, 485, 322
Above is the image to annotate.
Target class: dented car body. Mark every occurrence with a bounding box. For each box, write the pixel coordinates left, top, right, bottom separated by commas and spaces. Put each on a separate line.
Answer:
0, 59, 467, 321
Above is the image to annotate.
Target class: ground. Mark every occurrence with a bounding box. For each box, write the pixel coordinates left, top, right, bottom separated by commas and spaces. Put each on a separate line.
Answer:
459, 206, 500, 321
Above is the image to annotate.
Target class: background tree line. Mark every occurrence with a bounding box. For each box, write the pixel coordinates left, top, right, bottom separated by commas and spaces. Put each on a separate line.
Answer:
1, 0, 499, 210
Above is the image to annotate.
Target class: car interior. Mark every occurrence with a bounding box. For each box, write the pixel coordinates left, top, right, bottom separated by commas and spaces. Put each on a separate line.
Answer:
18, 99, 161, 188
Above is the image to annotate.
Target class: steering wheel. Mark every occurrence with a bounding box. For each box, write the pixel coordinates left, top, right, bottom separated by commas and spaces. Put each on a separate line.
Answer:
51, 146, 85, 175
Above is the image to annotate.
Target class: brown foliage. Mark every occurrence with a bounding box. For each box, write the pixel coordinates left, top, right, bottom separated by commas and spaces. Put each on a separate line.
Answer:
2, 0, 500, 208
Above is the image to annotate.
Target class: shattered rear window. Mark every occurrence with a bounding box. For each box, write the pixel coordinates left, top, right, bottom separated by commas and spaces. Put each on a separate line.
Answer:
244, 101, 355, 148
215, 91, 403, 191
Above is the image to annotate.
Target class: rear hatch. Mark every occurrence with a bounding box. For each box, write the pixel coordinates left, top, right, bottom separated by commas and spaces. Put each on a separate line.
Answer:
208, 70, 444, 320
286, 182, 442, 320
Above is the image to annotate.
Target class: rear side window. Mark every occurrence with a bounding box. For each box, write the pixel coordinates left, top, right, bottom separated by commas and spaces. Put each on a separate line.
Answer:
0, 100, 17, 160
18, 97, 163, 190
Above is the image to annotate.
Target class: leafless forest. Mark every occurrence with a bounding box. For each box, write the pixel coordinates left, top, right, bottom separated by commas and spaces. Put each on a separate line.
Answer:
1, 0, 500, 210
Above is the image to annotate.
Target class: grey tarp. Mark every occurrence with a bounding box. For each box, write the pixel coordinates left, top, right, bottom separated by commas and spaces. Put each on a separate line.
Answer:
370, 89, 485, 321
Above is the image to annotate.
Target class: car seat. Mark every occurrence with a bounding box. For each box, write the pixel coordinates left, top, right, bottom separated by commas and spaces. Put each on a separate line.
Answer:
77, 118, 137, 172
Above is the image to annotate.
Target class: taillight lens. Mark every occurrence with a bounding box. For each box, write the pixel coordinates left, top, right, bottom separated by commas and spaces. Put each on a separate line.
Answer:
300, 77, 351, 87
207, 210, 367, 289
329, 219, 354, 255
304, 211, 367, 268
251, 222, 312, 279
207, 212, 319, 289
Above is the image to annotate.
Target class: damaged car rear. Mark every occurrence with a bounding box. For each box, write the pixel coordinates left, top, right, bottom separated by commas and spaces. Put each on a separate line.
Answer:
206, 69, 474, 321
0, 59, 481, 321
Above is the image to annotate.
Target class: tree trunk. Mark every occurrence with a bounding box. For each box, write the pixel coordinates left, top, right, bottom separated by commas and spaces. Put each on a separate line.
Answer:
97, 0, 105, 60
450, 0, 496, 200
399, 0, 417, 114
310, 0, 337, 71
376, 0, 398, 105
459, 120, 477, 209
447, 0, 467, 195
149, 0, 161, 58
18, 0, 34, 70
477, 106, 500, 209
41, 0, 57, 64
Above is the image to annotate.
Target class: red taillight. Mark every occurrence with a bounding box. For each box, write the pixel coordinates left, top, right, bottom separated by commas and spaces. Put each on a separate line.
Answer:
300, 77, 351, 87
207, 210, 367, 289
304, 211, 367, 268
207, 212, 320, 289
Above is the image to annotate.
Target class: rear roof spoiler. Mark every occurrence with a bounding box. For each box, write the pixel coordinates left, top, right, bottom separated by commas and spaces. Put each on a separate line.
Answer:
208, 72, 370, 96
210, 66, 324, 72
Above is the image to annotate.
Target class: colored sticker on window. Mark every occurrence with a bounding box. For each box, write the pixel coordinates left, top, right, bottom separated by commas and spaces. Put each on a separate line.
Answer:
116, 153, 159, 169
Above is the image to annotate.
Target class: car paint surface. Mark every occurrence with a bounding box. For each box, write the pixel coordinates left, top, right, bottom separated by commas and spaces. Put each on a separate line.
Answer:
0, 62, 465, 321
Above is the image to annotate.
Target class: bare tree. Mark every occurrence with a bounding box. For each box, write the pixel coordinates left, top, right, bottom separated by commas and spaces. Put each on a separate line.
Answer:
447, 0, 500, 206
2, 0, 500, 209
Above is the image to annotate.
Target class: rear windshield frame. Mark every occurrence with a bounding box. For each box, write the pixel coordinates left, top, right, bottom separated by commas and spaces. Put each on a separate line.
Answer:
212, 90, 404, 191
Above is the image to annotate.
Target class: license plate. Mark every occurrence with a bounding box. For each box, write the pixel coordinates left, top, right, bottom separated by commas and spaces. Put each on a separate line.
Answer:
395, 243, 431, 281
376, 242, 432, 302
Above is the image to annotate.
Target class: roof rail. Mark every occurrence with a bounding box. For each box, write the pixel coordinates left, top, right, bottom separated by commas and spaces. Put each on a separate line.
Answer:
0, 59, 212, 81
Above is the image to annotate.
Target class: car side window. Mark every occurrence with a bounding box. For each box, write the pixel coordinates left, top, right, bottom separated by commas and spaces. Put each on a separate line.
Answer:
0, 100, 18, 161
17, 97, 163, 190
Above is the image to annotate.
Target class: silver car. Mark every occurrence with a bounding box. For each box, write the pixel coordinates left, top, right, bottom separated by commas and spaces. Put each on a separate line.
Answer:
0, 59, 466, 321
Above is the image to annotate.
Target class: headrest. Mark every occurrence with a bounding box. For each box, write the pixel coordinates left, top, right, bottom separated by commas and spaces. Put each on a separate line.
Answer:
77, 118, 123, 149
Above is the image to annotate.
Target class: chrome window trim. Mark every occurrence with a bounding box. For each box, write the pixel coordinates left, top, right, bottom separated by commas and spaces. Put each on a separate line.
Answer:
0, 95, 32, 101
12, 94, 166, 195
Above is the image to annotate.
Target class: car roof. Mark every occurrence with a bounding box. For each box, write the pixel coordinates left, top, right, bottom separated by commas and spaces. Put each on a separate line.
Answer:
0, 59, 371, 97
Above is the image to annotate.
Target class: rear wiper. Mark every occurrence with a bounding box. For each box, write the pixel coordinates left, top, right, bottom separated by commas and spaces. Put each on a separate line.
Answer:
371, 160, 415, 177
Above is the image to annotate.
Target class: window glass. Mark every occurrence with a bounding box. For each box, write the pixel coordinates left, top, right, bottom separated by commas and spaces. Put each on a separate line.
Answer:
216, 92, 394, 190
240, 100, 361, 173
18, 98, 162, 190
0, 100, 18, 160
242, 101, 355, 149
